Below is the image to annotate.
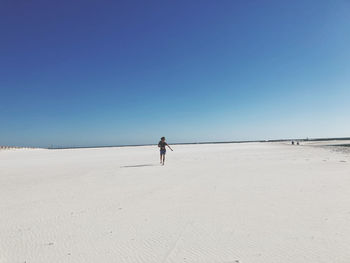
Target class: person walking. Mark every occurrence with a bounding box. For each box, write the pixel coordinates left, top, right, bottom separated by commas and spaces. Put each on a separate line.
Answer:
158, 137, 173, 165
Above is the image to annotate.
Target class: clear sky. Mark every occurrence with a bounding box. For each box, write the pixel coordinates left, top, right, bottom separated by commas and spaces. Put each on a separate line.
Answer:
1, 0, 350, 147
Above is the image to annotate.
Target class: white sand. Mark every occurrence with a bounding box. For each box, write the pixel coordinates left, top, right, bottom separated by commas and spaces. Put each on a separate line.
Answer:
1, 142, 350, 263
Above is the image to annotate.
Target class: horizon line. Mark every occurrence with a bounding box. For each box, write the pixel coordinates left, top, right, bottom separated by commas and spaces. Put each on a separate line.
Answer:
44, 136, 350, 150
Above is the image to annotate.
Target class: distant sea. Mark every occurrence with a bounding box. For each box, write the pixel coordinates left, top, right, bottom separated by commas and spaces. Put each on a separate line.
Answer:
48, 137, 350, 150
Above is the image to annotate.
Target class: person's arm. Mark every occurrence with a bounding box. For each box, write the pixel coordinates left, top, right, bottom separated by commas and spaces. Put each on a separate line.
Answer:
167, 144, 173, 151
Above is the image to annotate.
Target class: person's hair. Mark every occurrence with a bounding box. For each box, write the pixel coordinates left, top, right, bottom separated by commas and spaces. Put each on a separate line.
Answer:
161, 137, 165, 140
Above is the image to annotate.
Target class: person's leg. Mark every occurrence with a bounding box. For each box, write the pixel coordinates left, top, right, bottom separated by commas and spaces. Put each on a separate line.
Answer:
162, 153, 165, 165
160, 153, 162, 163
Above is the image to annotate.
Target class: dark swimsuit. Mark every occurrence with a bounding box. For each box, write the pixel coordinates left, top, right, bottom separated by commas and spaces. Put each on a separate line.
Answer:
158, 141, 167, 155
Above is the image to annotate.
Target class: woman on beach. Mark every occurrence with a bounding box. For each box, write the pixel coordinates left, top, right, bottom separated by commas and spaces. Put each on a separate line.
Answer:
158, 137, 173, 165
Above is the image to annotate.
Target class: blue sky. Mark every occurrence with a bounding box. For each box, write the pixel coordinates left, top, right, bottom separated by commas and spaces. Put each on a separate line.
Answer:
1, 0, 350, 147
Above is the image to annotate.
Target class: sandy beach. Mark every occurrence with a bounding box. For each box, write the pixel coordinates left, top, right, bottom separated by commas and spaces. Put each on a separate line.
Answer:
1, 142, 350, 263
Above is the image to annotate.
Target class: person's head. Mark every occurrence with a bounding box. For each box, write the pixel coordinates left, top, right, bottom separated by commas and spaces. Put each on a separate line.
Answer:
161, 137, 165, 141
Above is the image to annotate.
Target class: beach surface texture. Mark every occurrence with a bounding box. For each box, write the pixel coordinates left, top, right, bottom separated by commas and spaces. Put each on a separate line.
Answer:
1, 142, 350, 263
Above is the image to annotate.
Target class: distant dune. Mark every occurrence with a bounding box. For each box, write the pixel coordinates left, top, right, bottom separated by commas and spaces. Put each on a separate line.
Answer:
0, 146, 40, 150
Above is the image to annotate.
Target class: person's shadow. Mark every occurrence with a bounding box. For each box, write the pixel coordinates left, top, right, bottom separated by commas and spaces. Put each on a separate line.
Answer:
120, 164, 156, 168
